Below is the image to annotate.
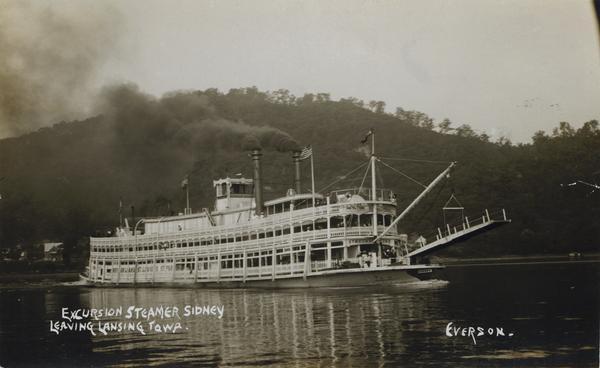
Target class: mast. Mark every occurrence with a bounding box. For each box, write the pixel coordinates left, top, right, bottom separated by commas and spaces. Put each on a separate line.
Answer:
310, 152, 316, 207
371, 130, 377, 236
185, 178, 190, 214
119, 198, 123, 228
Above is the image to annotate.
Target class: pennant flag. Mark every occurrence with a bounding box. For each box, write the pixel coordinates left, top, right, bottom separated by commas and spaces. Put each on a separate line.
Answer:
181, 176, 189, 189
361, 129, 374, 144
299, 145, 312, 160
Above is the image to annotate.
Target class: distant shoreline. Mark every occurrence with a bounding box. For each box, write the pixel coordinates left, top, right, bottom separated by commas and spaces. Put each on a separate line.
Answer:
0, 272, 79, 283
443, 259, 599, 268
1, 254, 598, 285
435, 253, 600, 266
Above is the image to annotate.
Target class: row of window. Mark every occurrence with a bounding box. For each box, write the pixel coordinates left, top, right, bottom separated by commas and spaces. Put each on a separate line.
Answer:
94, 242, 344, 277
92, 214, 393, 254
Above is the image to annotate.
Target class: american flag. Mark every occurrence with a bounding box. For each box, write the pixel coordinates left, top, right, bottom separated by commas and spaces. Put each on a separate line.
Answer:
298, 145, 312, 160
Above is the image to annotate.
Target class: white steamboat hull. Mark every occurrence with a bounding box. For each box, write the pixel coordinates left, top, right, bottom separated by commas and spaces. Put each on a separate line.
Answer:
80, 264, 442, 289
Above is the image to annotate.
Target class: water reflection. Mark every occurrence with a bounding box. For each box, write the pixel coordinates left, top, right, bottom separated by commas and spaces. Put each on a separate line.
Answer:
83, 282, 449, 367
0, 263, 597, 367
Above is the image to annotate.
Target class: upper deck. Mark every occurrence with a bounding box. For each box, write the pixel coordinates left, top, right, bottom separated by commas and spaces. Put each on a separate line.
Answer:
90, 189, 399, 255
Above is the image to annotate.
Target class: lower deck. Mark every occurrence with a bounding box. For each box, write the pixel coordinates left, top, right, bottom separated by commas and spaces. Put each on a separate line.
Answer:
88, 240, 406, 286
83, 264, 442, 288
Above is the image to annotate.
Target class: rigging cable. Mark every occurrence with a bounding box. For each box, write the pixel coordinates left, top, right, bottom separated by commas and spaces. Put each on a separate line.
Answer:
318, 160, 370, 193
377, 158, 427, 188
376, 160, 385, 189
358, 159, 372, 195
378, 157, 451, 164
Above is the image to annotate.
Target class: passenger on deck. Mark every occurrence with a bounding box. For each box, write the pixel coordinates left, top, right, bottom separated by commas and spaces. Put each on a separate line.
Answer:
362, 253, 370, 268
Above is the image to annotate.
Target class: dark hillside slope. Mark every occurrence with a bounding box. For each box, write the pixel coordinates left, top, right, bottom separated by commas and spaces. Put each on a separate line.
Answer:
0, 86, 597, 263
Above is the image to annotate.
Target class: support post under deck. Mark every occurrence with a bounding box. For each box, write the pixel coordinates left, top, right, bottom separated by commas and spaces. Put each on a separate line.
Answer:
303, 242, 310, 280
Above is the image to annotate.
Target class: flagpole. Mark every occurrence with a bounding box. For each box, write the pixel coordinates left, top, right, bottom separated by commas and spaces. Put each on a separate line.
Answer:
310, 149, 316, 238
371, 130, 377, 237
119, 198, 123, 228
186, 176, 190, 215
310, 153, 316, 207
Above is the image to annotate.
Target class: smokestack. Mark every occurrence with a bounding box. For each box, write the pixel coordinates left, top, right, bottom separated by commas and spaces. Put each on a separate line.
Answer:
251, 149, 264, 215
293, 151, 302, 194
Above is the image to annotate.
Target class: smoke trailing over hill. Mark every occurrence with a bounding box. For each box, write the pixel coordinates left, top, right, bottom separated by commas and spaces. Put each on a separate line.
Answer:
0, 86, 598, 265
98, 84, 300, 154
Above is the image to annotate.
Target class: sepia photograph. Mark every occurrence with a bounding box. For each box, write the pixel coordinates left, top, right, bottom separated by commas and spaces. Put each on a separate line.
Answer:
0, 0, 598, 367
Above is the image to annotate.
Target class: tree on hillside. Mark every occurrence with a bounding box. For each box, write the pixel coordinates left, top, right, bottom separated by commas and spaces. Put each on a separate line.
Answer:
552, 121, 576, 137
394, 108, 435, 129
339, 97, 364, 108
369, 100, 386, 114
268, 89, 296, 105
496, 136, 512, 146
577, 120, 599, 136
454, 124, 477, 138
478, 133, 490, 142
316, 93, 331, 103
299, 93, 315, 105
438, 118, 452, 133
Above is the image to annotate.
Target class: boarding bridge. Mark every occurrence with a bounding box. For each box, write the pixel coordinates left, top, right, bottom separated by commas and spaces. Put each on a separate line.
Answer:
405, 209, 511, 264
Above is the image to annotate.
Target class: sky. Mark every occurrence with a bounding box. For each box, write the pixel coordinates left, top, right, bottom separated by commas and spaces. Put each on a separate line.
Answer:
2, 0, 599, 142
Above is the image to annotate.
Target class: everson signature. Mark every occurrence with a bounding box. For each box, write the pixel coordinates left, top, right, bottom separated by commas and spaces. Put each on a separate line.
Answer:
445, 322, 515, 345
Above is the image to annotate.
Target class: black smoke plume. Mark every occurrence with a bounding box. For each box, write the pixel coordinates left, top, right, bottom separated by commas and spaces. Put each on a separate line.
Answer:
97, 83, 300, 153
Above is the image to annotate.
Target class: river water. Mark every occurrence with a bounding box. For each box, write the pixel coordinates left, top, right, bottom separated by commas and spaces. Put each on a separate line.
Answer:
0, 261, 598, 367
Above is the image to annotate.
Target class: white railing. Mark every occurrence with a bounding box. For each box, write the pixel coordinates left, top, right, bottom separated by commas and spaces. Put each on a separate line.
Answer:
330, 188, 396, 203
91, 201, 397, 247
409, 208, 509, 252
90, 225, 395, 259
89, 251, 408, 282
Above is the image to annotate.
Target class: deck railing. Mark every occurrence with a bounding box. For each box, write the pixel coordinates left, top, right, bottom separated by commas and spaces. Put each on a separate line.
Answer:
407, 208, 509, 253
91, 200, 396, 246
90, 224, 396, 259
330, 188, 396, 202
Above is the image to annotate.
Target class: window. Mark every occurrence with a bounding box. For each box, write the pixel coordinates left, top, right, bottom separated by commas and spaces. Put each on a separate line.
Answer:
231, 183, 250, 195
216, 183, 227, 197
360, 215, 372, 226
384, 215, 392, 226
331, 216, 344, 228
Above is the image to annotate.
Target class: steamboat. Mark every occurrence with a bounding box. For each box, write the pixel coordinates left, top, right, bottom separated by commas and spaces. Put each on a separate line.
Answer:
82, 132, 510, 288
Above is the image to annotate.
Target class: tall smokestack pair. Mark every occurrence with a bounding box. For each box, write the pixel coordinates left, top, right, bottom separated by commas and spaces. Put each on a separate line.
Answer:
251, 149, 303, 216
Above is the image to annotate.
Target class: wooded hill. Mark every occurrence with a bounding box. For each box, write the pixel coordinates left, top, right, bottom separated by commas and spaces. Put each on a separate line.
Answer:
0, 85, 598, 265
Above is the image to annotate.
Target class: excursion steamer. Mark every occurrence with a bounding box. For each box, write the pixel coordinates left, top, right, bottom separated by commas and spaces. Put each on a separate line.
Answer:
82, 132, 510, 288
